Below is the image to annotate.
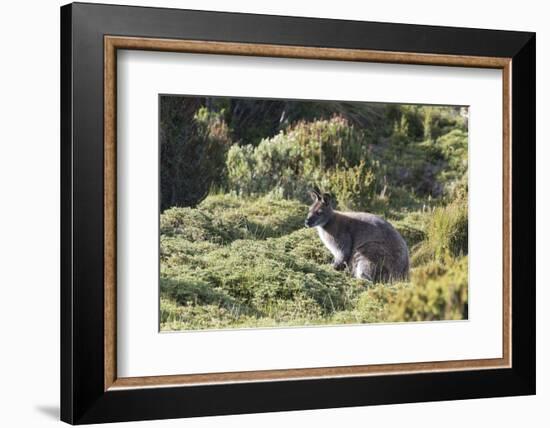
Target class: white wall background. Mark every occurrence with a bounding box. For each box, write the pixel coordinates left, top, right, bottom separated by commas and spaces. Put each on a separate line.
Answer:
0, 0, 546, 427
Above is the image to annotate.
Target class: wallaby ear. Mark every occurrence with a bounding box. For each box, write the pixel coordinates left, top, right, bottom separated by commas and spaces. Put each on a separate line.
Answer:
309, 188, 321, 201
321, 193, 332, 206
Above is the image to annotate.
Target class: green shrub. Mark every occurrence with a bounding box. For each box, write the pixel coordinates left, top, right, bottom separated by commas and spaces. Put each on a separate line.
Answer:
160, 104, 232, 209
317, 160, 377, 210
225, 112, 468, 210
385, 105, 425, 142
383, 257, 468, 322
160, 99, 468, 216
398, 106, 426, 141
411, 196, 468, 265
393, 223, 426, 249
424, 106, 467, 142
375, 139, 446, 197
226, 116, 379, 208
436, 129, 468, 193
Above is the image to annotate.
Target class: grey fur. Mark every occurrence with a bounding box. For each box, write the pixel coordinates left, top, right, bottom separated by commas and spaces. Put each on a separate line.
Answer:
305, 191, 409, 282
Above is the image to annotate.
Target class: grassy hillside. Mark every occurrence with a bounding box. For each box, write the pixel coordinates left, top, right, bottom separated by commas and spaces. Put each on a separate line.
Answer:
160, 194, 467, 331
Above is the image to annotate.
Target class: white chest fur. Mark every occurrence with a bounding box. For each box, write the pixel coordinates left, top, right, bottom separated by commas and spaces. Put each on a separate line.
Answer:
316, 227, 344, 260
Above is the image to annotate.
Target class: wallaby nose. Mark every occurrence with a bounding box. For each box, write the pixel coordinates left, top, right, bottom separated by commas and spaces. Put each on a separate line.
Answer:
305, 218, 312, 227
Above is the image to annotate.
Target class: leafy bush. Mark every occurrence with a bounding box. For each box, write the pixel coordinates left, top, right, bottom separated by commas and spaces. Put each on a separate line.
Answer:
374, 139, 446, 197
317, 160, 377, 209
382, 257, 468, 321
161, 98, 468, 213
393, 222, 426, 249
424, 106, 467, 142
390, 105, 426, 142
436, 129, 468, 192
411, 195, 468, 265
372, 107, 467, 199
226, 116, 379, 209
160, 104, 232, 209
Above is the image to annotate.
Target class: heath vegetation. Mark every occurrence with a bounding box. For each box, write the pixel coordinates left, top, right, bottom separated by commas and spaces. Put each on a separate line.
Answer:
159, 97, 468, 331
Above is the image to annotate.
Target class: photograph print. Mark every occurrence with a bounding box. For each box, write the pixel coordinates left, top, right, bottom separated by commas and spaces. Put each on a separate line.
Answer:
159, 95, 469, 331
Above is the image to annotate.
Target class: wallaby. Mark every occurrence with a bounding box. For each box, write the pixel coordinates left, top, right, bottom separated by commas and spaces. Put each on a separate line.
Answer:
305, 189, 409, 282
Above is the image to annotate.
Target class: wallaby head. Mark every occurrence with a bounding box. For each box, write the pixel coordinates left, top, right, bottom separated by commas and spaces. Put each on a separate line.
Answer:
305, 189, 334, 228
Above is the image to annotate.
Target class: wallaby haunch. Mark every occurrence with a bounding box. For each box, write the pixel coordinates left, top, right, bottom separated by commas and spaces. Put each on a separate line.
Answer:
305, 189, 409, 282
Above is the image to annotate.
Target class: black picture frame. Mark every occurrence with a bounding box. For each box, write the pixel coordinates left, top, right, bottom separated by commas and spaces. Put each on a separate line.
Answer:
61, 2, 535, 424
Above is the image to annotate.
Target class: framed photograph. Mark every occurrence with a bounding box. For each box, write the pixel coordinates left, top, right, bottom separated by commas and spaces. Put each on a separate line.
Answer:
60, 2, 535, 424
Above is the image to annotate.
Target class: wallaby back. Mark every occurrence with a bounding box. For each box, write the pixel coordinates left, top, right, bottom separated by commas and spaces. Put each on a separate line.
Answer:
316, 211, 409, 282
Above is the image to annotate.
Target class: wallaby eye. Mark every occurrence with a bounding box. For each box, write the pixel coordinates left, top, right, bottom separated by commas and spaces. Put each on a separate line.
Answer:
317, 210, 323, 215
